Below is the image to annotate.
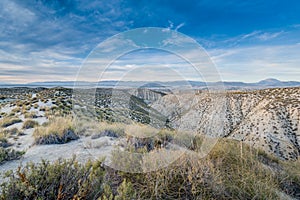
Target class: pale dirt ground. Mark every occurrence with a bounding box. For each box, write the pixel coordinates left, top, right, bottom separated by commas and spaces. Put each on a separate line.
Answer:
0, 99, 118, 184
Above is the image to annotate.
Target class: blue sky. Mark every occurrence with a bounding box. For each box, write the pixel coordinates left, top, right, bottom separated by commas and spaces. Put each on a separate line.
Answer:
0, 0, 300, 83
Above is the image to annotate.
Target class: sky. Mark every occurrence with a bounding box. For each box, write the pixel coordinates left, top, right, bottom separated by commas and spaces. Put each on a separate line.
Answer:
0, 0, 300, 83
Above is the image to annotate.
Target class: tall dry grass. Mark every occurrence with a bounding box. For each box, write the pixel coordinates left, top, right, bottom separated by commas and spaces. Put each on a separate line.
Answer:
33, 116, 78, 144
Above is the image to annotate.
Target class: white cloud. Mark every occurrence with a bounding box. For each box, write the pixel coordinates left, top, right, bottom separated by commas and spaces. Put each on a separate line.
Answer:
199, 30, 285, 48
164, 21, 185, 32
256, 31, 283, 41
0, 0, 36, 35
209, 44, 300, 81
0, 0, 298, 84
175, 23, 185, 31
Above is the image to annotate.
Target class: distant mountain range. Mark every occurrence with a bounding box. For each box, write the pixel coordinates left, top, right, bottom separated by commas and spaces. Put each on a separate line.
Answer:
0, 78, 300, 90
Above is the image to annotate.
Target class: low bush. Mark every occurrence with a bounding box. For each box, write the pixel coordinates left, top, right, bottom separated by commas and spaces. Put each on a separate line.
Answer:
0, 147, 24, 164
0, 134, 10, 148
0, 158, 105, 199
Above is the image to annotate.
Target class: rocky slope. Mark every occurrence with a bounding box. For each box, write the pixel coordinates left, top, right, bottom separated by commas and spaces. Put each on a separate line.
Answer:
151, 87, 300, 160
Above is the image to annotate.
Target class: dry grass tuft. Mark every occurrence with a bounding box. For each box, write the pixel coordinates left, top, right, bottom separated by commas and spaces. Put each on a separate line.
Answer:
24, 111, 38, 118
33, 116, 78, 145
125, 123, 158, 138
92, 121, 126, 138
0, 117, 22, 128
23, 119, 39, 129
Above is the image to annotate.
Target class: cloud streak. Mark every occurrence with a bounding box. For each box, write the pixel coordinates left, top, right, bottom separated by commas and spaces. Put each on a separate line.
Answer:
0, 0, 299, 83
210, 44, 300, 82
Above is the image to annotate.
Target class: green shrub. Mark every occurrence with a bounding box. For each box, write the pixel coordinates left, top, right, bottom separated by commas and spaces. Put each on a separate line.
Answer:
115, 179, 137, 200
0, 158, 105, 199
0, 147, 24, 164
0, 135, 10, 148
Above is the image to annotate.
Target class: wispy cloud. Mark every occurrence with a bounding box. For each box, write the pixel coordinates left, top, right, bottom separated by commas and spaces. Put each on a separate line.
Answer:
165, 21, 186, 32
0, 0, 36, 37
209, 30, 285, 48
256, 31, 284, 41
0, 0, 299, 83
0, 0, 134, 83
175, 23, 185, 31
209, 44, 300, 82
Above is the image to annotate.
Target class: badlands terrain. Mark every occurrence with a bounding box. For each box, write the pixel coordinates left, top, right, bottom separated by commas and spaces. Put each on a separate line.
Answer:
153, 87, 300, 160
0, 86, 299, 199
